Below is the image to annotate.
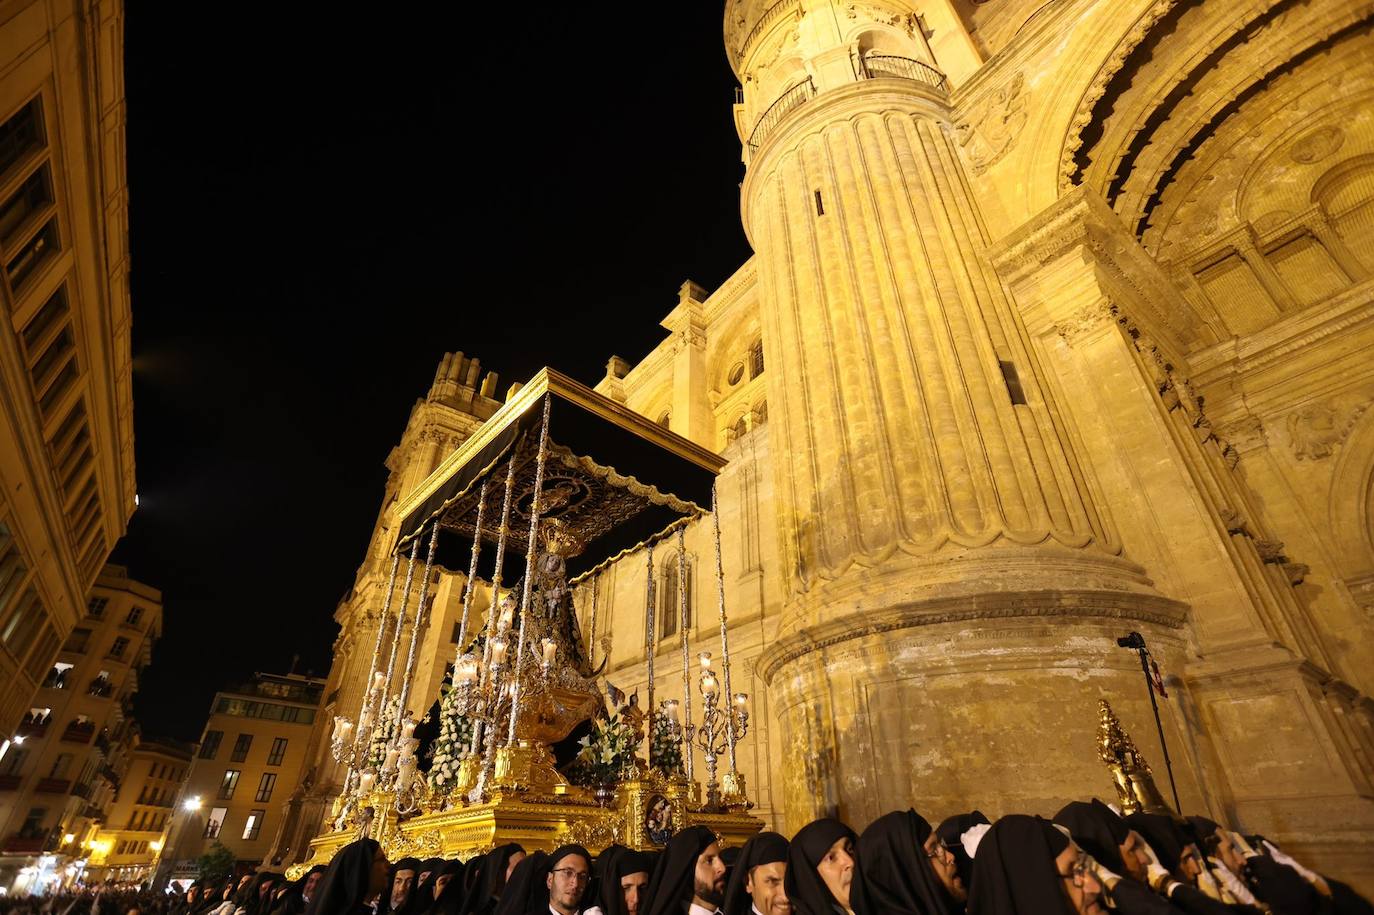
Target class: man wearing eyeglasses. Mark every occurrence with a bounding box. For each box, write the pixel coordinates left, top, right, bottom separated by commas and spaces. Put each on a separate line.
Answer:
547, 844, 595, 915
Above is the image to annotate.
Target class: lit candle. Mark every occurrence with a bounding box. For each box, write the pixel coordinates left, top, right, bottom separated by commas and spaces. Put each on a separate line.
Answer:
358, 771, 376, 792
457, 657, 478, 683
699, 651, 713, 668
383, 748, 400, 772
490, 637, 508, 665
540, 638, 557, 667
373, 671, 385, 687
665, 700, 679, 724
734, 693, 748, 708
498, 597, 515, 631
702, 672, 718, 697
401, 719, 417, 739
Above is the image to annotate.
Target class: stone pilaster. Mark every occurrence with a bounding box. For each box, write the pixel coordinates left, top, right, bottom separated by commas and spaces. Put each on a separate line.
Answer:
991, 186, 1374, 887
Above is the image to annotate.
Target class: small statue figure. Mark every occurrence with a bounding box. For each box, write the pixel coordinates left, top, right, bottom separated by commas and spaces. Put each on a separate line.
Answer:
619, 690, 647, 744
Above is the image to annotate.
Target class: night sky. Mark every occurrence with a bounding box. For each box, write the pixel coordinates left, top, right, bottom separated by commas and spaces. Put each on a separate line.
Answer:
112, 6, 752, 741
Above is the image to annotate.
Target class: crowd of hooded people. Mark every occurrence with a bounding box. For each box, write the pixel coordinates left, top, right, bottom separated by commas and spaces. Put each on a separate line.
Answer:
275, 800, 1371, 915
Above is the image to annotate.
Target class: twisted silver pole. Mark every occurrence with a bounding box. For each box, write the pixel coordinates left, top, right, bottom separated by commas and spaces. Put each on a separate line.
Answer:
396, 520, 441, 727
712, 483, 739, 772
456, 480, 490, 653
677, 525, 693, 781
381, 537, 421, 711
469, 447, 520, 798
586, 575, 599, 669
644, 545, 655, 766
506, 396, 553, 747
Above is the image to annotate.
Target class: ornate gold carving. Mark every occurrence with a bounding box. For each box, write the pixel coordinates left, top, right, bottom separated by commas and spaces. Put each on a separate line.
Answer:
954, 73, 1028, 175
564, 815, 622, 849
1286, 398, 1369, 461
1098, 700, 1171, 815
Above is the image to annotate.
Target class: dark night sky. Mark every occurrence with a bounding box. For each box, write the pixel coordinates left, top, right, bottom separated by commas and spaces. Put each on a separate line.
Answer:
112, 7, 752, 741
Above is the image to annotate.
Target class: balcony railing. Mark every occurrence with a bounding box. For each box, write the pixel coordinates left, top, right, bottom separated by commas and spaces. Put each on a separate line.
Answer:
17, 718, 49, 739
747, 78, 816, 155
860, 54, 948, 91
61, 722, 96, 743
34, 777, 72, 794
69, 780, 92, 799
738, 0, 801, 62
3, 836, 45, 854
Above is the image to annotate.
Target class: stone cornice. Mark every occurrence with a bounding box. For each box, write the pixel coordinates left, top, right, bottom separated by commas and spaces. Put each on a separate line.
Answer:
988, 186, 1203, 350
1189, 282, 1374, 386
757, 587, 1188, 684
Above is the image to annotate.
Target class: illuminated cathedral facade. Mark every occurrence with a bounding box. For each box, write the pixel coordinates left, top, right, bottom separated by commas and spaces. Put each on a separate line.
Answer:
267, 0, 1374, 893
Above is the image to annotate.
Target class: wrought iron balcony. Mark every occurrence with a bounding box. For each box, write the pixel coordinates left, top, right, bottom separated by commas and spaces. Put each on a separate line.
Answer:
859, 53, 948, 90
3, 836, 45, 854
747, 78, 816, 155
61, 721, 96, 743
69, 780, 92, 799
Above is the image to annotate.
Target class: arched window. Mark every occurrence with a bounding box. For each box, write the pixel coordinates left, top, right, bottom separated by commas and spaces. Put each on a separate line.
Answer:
748, 340, 765, 379
658, 555, 693, 640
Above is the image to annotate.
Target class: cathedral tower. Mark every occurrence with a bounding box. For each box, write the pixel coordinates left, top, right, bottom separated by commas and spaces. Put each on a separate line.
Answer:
728, 0, 1195, 827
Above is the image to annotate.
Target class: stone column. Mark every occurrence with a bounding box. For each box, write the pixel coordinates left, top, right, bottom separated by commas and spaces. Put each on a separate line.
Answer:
662, 283, 713, 448
733, 2, 1188, 829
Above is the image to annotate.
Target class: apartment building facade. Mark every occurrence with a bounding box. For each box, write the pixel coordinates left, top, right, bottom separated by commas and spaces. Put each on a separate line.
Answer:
0, 0, 137, 736
0, 565, 159, 893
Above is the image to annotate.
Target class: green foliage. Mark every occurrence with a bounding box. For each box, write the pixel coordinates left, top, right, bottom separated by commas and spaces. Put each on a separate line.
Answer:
565, 714, 637, 788
650, 709, 684, 777
197, 841, 235, 882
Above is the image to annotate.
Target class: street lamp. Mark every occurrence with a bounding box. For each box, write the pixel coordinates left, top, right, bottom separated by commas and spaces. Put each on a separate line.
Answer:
182, 796, 201, 812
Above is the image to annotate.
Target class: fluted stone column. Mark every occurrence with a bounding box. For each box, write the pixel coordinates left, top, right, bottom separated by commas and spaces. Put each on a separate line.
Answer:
729, 1, 1192, 828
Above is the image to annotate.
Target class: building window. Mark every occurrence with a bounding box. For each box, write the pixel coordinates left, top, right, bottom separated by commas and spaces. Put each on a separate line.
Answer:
199, 730, 223, 759
1, 747, 27, 776
5, 216, 60, 291
62, 628, 91, 653
217, 769, 240, 800
0, 97, 45, 181
242, 810, 264, 841
230, 733, 252, 763
728, 362, 745, 386
450, 621, 462, 643
749, 339, 765, 379
267, 737, 287, 766
254, 772, 276, 802
49, 752, 71, 778
204, 807, 226, 839
0, 163, 54, 251
125, 606, 143, 626
107, 636, 128, 659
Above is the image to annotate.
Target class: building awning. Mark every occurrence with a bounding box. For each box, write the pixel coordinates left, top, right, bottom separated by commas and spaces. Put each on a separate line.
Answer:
395, 368, 725, 581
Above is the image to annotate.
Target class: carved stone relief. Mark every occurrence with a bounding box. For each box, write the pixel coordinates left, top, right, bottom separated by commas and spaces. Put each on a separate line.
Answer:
953, 72, 1028, 175
1286, 396, 1370, 461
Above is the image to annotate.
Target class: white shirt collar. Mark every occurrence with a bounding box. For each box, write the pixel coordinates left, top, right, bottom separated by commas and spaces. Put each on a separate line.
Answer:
689, 903, 720, 915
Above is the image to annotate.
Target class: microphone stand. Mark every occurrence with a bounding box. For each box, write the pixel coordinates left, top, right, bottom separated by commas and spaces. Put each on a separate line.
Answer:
1118, 631, 1182, 813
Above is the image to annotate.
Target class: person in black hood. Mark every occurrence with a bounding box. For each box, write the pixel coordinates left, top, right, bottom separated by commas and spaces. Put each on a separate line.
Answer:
644, 826, 725, 915
590, 846, 655, 915
305, 837, 390, 915
723, 833, 788, 915
546, 845, 594, 915
467, 844, 528, 915
967, 815, 1105, 915
496, 852, 552, 915
387, 858, 426, 915
426, 860, 470, 915
853, 810, 960, 915
786, 819, 859, 915
935, 813, 989, 897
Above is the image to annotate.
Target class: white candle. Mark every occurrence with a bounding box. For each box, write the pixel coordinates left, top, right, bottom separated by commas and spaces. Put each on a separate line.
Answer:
699, 651, 713, 668
735, 692, 748, 708
702, 672, 718, 697
358, 771, 375, 792
665, 700, 679, 724
541, 638, 557, 666
490, 637, 508, 665
383, 748, 399, 772
373, 671, 385, 687
401, 719, 417, 739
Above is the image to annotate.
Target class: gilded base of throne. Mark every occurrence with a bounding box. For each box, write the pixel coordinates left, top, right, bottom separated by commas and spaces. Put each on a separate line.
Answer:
287, 769, 762, 879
